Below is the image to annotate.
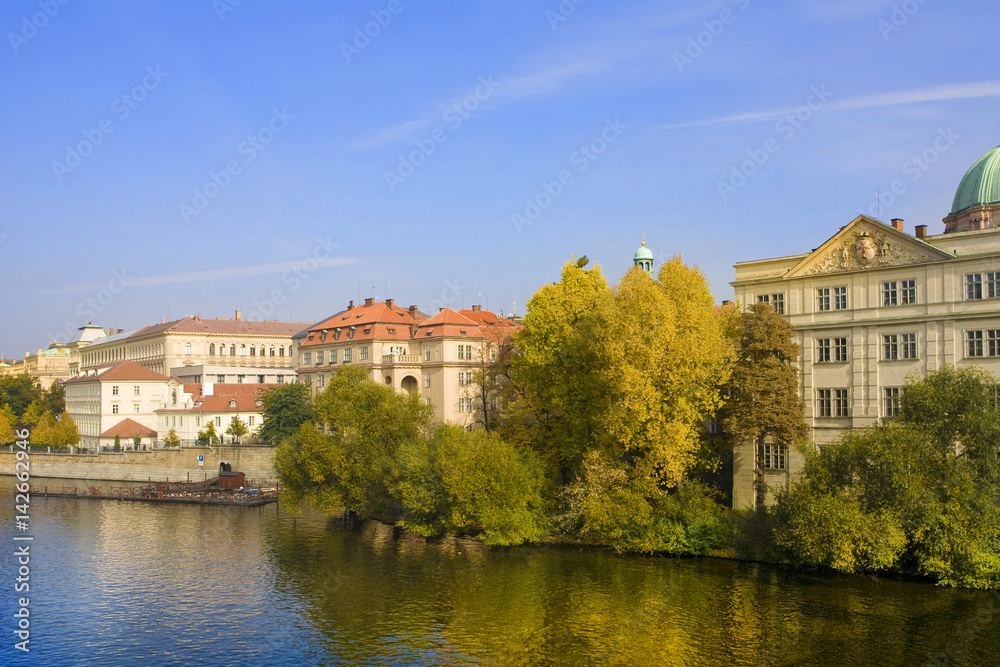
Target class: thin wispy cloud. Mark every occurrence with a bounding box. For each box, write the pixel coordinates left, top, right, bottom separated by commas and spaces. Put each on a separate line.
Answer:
659, 80, 1000, 130
346, 58, 621, 151
47, 257, 362, 295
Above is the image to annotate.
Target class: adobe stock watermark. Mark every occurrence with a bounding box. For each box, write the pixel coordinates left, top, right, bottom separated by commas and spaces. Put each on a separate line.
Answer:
7, 0, 71, 53
214, 0, 244, 21
716, 85, 832, 202
858, 127, 958, 219
877, 0, 930, 41
179, 107, 295, 223
546, 0, 587, 30
51, 65, 169, 182
245, 237, 342, 321
511, 117, 627, 234
341, 0, 411, 63
673, 0, 751, 72
428, 278, 468, 313
385, 76, 501, 192
48, 269, 132, 345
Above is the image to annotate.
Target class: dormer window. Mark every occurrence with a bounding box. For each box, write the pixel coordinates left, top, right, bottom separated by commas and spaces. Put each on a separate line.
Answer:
230, 400, 237, 408
387, 328, 396, 335
320, 330, 327, 342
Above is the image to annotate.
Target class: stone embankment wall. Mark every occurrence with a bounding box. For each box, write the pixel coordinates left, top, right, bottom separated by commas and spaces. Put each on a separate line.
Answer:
0, 445, 277, 484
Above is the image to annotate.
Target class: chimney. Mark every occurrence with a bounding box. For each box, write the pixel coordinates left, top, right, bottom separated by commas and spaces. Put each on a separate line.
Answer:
891, 218, 904, 231
408, 305, 418, 319
472, 305, 482, 313
116, 329, 123, 334
235, 309, 242, 321
364, 297, 374, 306
915, 225, 927, 239
203, 381, 214, 396
439, 307, 446, 312
385, 298, 394, 308
348, 300, 354, 311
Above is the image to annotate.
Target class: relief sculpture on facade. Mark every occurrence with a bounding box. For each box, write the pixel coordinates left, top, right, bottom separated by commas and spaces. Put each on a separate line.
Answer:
804, 229, 939, 275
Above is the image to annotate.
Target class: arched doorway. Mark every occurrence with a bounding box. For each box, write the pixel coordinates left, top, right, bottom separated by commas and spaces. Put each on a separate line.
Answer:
400, 375, 418, 396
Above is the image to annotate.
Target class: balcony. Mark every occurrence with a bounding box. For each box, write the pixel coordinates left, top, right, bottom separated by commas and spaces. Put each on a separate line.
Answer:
380, 354, 421, 365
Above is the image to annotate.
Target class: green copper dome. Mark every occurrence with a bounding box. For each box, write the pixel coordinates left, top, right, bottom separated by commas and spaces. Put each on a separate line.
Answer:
951, 145, 1000, 215
633, 243, 654, 262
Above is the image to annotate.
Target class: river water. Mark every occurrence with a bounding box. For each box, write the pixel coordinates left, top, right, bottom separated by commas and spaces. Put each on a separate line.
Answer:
1, 478, 998, 666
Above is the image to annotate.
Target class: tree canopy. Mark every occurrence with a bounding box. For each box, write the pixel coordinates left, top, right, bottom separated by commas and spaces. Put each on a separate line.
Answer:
258, 382, 315, 443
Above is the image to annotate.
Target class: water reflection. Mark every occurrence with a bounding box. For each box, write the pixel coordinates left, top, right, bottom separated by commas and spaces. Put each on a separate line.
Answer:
2, 478, 998, 666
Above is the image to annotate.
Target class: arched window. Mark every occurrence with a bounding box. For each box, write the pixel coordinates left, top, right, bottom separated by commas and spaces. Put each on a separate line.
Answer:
185, 343, 192, 356
220, 345, 226, 356
259, 346, 265, 356
269, 346, 275, 356
250, 346, 256, 356
230, 345, 236, 355
209, 343, 215, 355
279, 347, 285, 357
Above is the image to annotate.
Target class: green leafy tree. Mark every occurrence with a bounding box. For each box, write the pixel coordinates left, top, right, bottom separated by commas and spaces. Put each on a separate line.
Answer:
57, 414, 79, 448
114, 434, 121, 451
226, 417, 249, 444
19, 401, 43, 429
0, 406, 15, 444
133, 434, 142, 449
0, 374, 41, 418
163, 429, 181, 447
198, 420, 220, 445
393, 424, 549, 545
469, 327, 517, 434
775, 367, 1000, 588
276, 365, 431, 521
258, 382, 315, 443
718, 302, 808, 509
31, 411, 58, 445
40, 382, 66, 418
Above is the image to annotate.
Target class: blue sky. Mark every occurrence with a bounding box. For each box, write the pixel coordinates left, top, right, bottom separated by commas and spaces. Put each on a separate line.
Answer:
2, 0, 998, 359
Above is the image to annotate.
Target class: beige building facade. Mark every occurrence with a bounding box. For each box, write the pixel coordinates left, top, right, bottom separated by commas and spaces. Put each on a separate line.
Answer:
295, 298, 518, 426
79, 313, 310, 384
730, 144, 1000, 508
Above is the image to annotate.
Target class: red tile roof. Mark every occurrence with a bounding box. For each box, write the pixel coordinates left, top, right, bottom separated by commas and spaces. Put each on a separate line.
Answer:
300, 300, 423, 348
100, 418, 158, 439
132, 317, 312, 338
157, 394, 265, 413
64, 360, 170, 384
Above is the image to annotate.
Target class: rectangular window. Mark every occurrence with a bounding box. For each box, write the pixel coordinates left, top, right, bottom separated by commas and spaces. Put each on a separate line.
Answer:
883, 387, 900, 418
458, 346, 465, 360
967, 273, 983, 300
883, 334, 898, 360
834, 389, 849, 417
458, 398, 465, 413
216, 417, 222, 427
112, 385, 119, 396
360, 346, 369, 361
331, 349, 338, 364
882, 281, 898, 306
196, 417, 201, 427
458, 372, 466, 387
134, 405, 140, 414
217, 375, 225, 383
112, 404, 119, 414
316, 351, 324, 365
967, 330, 985, 357
816, 338, 831, 363
303, 352, 312, 365
833, 338, 848, 362
817, 288, 831, 312
424, 375, 430, 388
758, 443, 787, 470
465, 345, 473, 359
491, 396, 499, 411
817, 389, 832, 417
237, 375, 245, 384
343, 348, 352, 363
834, 286, 848, 310
133, 386, 140, 396
257, 375, 264, 383
249, 416, 255, 427
901, 333, 917, 359
989, 273, 1000, 298
317, 374, 325, 388
276, 375, 284, 384
901, 280, 916, 304
757, 293, 785, 315
425, 347, 431, 361
989, 330, 1000, 357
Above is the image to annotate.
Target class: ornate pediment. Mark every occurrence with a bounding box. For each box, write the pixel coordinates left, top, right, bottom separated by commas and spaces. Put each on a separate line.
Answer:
788, 217, 953, 278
